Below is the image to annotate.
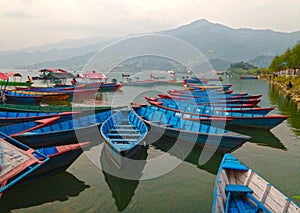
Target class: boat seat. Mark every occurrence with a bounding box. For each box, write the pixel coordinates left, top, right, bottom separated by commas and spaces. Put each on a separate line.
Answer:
110, 129, 140, 132
114, 124, 136, 128
111, 138, 137, 142
225, 185, 253, 193
107, 133, 141, 137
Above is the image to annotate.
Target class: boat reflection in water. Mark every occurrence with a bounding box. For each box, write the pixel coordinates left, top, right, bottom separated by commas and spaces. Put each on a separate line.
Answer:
269, 84, 300, 137
0, 172, 90, 211
151, 135, 224, 175
100, 144, 148, 211
226, 126, 287, 150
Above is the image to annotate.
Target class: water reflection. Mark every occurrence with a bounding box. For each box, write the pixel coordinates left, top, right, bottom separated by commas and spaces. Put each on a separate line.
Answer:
269, 84, 300, 137
151, 136, 224, 175
100, 144, 148, 211
226, 126, 287, 150
0, 172, 90, 211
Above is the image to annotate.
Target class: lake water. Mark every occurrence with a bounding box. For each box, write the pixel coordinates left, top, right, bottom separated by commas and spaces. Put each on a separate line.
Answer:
0, 76, 300, 212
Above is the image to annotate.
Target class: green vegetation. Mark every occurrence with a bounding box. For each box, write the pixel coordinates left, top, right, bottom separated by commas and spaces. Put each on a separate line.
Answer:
226, 61, 258, 75
269, 42, 300, 72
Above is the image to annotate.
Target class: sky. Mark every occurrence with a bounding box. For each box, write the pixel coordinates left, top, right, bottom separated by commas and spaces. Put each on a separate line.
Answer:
1, 0, 300, 51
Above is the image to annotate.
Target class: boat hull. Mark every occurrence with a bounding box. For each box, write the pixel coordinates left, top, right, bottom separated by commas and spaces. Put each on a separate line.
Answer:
0, 111, 75, 127
4, 94, 43, 105
14, 111, 112, 148
213, 154, 300, 213
148, 99, 287, 130
100, 109, 148, 168
131, 104, 251, 153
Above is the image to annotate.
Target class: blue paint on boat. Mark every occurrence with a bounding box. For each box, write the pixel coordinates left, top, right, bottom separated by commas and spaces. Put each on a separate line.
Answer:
100, 108, 148, 164
13, 110, 112, 148
213, 154, 300, 212
151, 99, 288, 130
131, 104, 251, 153
0, 111, 75, 127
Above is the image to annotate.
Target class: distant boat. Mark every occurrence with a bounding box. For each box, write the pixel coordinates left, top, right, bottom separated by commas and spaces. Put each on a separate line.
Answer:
213, 153, 300, 213
240, 75, 259, 80
183, 82, 232, 91
0, 72, 33, 87
100, 108, 148, 168
76, 71, 123, 92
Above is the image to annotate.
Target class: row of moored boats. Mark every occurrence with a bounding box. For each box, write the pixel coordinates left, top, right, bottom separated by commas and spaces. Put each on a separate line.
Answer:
0, 79, 299, 212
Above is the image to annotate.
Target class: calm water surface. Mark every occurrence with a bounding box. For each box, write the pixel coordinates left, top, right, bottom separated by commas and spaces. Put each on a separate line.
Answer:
1, 76, 300, 212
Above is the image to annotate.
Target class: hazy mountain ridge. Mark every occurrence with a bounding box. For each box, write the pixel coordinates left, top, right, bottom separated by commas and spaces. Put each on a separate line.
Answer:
160, 19, 300, 62
0, 38, 116, 69
1, 19, 299, 70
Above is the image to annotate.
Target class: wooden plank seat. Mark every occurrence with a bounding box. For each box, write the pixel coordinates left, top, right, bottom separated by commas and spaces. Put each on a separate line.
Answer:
114, 124, 136, 128
225, 185, 253, 193
111, 138, 138, 143
225, 185, 272, 213
110, 129, 140, 133
107, 133, 141, 137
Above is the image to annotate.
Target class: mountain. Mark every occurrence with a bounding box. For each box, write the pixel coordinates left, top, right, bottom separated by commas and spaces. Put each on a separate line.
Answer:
0, 37, 117, 69
248, 55, 274, 68
1, 19, 300, 70
159, 19, 300, 62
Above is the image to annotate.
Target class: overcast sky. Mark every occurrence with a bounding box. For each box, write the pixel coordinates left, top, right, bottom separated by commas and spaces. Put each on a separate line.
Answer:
1, 0, 300, 51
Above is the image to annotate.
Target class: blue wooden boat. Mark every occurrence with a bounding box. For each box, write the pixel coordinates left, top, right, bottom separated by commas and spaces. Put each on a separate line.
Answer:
157, 94, 261, 106
0, 103, 112, 113
13, 110, 112, 148
167, 89, 261, 100
130, 104, 251, 153
213, 154, 300, 213
0, 111, 77, 127
0, 133, 49, 198
168, 93, 262, 100
145, 96, 256, 109
24, 85, 99, 99
100, 108, 148, 168
148, 99, 288, 130
3, 91, 43, 105
146, 97, 273, 115
183, 83, 233, 91
17, 141, 90, 186
167, 88, 236, 95
0, 116, 66, 137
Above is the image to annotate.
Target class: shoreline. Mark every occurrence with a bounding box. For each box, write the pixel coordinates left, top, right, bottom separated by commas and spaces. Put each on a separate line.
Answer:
262, 75, 300, 104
